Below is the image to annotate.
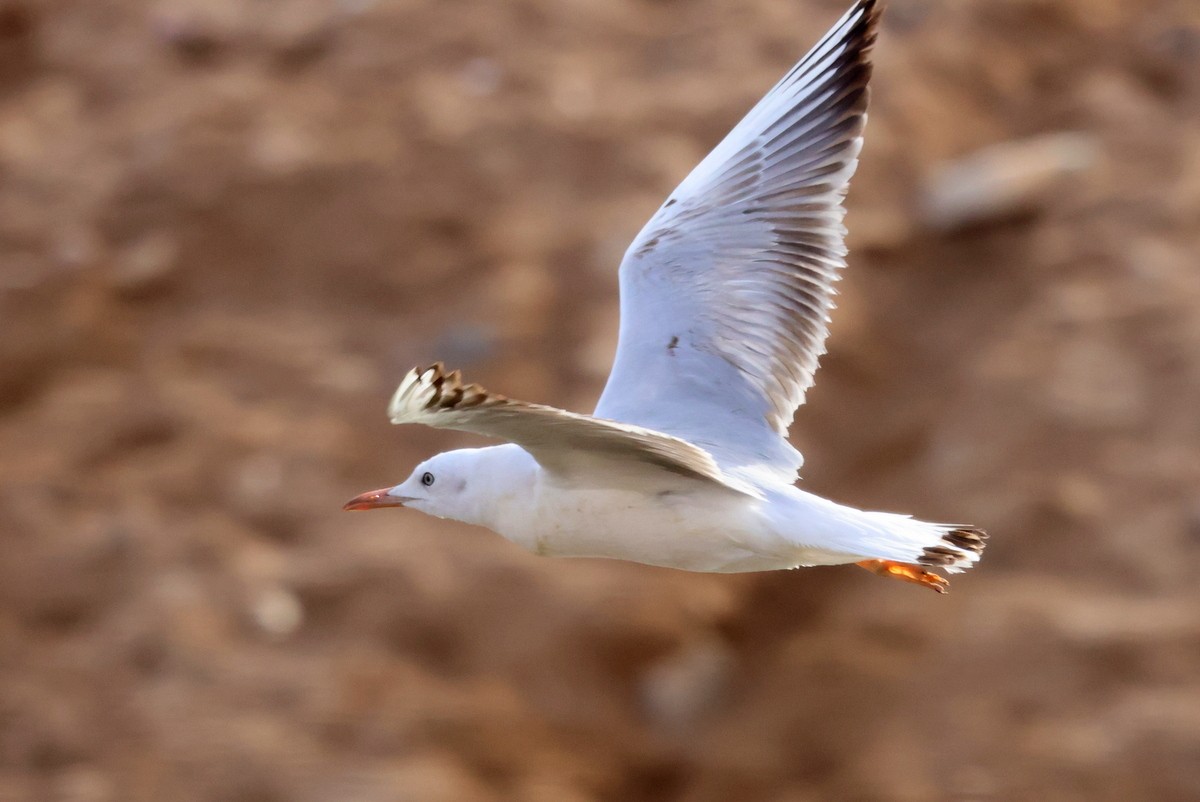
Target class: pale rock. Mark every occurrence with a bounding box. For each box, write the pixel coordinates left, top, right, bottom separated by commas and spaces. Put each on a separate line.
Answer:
1050, 473, 1107, 523
460, 57, 503, 97
52, 223, 102, 271
251, 584, 304, 640
110, 232, 180, 297
920, 132, 1099, 230
550, 66, 598, 121
639, 637, 733, 731
251, 115, 318, 176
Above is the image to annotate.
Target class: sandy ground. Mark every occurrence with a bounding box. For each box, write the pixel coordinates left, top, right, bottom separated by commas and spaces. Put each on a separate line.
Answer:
2, 0, 1199, 799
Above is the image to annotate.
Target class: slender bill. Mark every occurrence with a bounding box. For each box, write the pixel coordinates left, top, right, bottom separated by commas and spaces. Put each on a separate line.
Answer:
343, 488, 410, 511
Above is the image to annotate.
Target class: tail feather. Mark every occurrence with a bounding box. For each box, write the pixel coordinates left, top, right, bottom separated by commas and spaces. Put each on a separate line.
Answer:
855, 514, 988, 574
772, 490, 987, 574
917, 526, 988, 573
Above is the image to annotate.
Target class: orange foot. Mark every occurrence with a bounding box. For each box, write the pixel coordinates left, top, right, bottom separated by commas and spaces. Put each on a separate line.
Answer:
856, 560, 949, 594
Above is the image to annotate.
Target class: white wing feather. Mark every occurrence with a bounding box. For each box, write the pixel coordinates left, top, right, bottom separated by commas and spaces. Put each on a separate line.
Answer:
594, 0, 880, 484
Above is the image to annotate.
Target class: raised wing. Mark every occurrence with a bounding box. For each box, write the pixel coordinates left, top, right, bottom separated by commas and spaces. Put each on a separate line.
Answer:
594, 0, 879, 484
389, 364, 757, 497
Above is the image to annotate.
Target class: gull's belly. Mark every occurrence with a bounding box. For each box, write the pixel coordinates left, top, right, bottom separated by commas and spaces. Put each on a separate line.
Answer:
507, 485, 787, 572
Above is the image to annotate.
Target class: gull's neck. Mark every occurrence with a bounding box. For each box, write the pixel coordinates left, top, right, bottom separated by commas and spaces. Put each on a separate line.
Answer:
454, 444, 540, 532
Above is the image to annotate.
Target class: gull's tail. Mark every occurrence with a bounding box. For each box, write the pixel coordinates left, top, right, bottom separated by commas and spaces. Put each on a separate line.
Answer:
854, 511, 988, 573
777, 489, 988, 573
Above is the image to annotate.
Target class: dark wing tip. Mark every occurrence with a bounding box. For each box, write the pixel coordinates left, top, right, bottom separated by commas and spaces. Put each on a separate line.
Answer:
856, 0, 884, 37
849, 0, 883, 80
416, 362, 506, 412
822, 0, 881, 102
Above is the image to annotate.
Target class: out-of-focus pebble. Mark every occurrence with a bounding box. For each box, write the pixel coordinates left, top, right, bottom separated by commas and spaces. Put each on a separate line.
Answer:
1051, 473, 1106, 523
251, 584, 304, 640
639, 637, 733, 731
263, 0, 338, 69
110, 232, 180, 298
920, 132, 1100, 230
460, 57, 503, 97
151, 5, 234, 63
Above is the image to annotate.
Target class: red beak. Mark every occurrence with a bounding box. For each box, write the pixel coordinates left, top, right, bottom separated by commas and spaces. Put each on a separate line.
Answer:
343, 488, 407, 511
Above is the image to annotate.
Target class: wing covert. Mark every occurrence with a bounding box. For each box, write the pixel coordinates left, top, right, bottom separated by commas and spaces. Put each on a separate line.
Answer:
389, 364, 757, 496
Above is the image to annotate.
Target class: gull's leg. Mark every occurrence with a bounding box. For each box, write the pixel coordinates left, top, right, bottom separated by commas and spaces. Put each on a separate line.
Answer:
856, 560, 949, 594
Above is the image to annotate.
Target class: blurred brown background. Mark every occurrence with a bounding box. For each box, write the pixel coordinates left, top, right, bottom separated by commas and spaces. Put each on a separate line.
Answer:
2, 0, 1199, 800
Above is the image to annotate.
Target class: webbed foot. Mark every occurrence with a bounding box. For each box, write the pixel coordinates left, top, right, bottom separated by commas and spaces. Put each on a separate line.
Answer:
856, 559, 949, 594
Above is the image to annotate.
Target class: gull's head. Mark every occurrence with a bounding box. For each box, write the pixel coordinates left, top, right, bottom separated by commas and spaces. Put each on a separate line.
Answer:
343, 449, 482, 521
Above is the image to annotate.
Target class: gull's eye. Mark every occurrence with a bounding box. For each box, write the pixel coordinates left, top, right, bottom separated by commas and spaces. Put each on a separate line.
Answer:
421, 471, 435, 487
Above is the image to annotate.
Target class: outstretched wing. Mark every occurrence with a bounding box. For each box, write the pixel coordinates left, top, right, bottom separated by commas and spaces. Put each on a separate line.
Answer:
389, 364, 757, 497
594, 0, 879, 484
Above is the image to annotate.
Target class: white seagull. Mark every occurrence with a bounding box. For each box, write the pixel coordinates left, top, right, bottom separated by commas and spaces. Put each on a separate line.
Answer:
346, 0, 986, 593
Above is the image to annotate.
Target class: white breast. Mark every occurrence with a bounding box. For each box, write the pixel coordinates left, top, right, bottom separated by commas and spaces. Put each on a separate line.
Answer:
497, 481, 788, 573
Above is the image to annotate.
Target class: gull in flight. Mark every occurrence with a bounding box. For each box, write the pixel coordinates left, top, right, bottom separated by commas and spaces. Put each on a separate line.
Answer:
346, 0, 986, 592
